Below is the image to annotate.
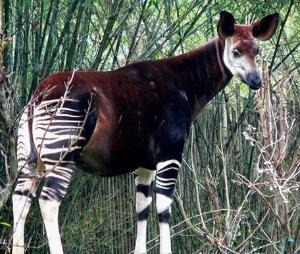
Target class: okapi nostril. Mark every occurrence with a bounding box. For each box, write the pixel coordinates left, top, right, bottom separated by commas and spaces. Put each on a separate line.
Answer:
246, 72, 262, 88
252, 77, 261, 85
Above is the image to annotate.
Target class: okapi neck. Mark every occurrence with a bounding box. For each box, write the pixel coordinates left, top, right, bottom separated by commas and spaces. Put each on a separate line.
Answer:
164, 37, 233, 120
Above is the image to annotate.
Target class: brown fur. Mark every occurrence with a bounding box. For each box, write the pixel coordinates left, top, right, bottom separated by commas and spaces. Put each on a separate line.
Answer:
32, 38, 232, 176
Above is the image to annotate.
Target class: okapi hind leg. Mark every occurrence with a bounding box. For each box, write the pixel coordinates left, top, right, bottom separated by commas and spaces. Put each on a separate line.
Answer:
38, 163, 74, 254
33, 95, 95, 254
12, 109, 39, 254
12, 170, 38, 254
134, 168, 155, 254
36, 144, 83, 253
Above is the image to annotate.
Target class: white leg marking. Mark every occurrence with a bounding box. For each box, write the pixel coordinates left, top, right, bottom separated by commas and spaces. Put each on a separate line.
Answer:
136, 192, 152, 213
157, 193, 172, 254
39, 199, 63, 254
159, 223, 172, 254
13, 109, 36, 254
12, 195, 32, 254
134, 220, 148, 254
134, 167, 156, 185
156, 193, 172, 214
135, 192, 152, 254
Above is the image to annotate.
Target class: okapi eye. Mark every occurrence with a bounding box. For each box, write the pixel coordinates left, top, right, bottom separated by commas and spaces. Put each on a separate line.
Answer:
232, 49, 241, 58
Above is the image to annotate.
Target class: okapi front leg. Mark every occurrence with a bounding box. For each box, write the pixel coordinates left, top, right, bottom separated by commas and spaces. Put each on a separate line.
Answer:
134, 168, 155, 254
155, 160, 180, 254
154, 93, 190, 254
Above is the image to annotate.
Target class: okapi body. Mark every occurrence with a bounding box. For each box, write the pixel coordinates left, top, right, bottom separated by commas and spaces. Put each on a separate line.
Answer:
12, 11, 279, 254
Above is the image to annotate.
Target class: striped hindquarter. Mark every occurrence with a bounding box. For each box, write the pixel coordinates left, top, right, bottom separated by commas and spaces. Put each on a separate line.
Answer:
12, 108, 38, 254
12, 96, 92, 254
33, 98, 87, 200
12, 85, 187, 254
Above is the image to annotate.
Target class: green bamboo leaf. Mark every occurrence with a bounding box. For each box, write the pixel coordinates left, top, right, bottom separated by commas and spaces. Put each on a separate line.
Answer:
0, 222, 11, 228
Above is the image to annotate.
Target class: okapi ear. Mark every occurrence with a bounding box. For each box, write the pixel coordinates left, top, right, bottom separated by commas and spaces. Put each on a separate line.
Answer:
217, 11, 235, 39
252, 13, 280, 41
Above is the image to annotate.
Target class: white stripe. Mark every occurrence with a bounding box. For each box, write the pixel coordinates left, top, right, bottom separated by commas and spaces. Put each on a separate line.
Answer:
56, 113, 83, 118
36, 107, 81, 113
157, 159, 181, 171
46, 172, 72, 181
156, 176, 177, 183
36, 133, 85, 140
56, 107, 81, 113
39, 146, 82, 154
37, 119, 83, 124
39, 99, 60, 104
54, 166, 74, 172
42, 158, 75, 164
34, 115, 52, 120
157, 166, 179, 174
51, 129, 83, 135
36, 126, 83, 132
156, 182, 176, 187
38, 98, 79, 107
156, 183, 173, 189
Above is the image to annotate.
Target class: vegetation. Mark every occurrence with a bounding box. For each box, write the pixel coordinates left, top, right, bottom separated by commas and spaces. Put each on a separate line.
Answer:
0, 0, 299, 253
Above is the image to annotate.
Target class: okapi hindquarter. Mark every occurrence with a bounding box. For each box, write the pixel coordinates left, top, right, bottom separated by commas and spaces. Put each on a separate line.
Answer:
12, 11, 279, 254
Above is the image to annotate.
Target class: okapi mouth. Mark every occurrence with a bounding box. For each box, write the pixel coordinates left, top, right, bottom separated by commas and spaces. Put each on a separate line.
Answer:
248, 84, 261, 90
240, 75, 262, 90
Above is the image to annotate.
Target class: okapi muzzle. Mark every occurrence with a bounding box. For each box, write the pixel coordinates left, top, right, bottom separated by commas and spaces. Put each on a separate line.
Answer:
245, 70, 262, 90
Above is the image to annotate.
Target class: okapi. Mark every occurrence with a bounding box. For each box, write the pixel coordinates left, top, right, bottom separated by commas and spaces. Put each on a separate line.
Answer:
12, 11, 279, 254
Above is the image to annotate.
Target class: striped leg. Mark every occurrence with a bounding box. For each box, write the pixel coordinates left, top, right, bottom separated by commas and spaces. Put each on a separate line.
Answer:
33, 98, 91, 254
12, 109, 38, 254
155, 160, 180, 254
134, 168, 155, 254
38, 163, 74, 254
154, 93, 190, 254
12, 171, 38, 254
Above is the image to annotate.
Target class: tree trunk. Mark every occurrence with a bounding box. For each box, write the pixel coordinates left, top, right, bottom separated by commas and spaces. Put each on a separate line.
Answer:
0, 0, 17, 211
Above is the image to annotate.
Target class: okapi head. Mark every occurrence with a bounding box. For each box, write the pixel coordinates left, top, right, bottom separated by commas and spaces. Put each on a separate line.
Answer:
218, 11, 279, 89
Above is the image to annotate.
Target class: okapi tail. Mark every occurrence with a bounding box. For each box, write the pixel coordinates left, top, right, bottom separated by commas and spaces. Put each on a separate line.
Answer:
16, 103, 38, 176
27, 103, 38, 166
17, 99, 49, 179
